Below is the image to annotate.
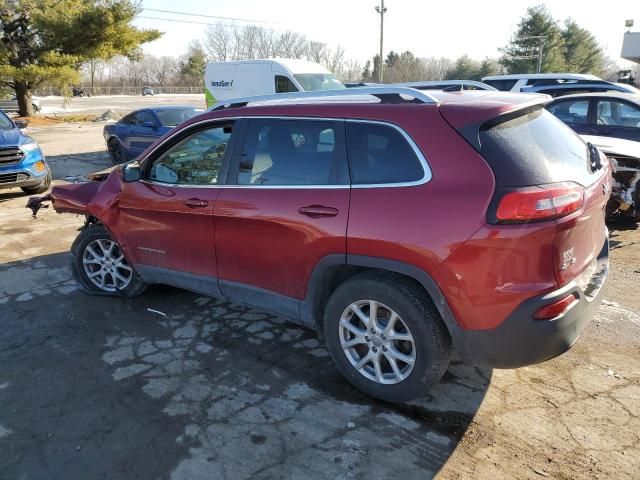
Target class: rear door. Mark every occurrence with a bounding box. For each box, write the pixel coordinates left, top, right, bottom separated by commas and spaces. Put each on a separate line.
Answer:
214, 117, 350, 314
114, 120, 236, 293
593, 98, 640, 142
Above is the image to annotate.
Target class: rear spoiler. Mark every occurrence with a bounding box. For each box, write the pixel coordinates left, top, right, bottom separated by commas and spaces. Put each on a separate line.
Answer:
438, 94, 551, 151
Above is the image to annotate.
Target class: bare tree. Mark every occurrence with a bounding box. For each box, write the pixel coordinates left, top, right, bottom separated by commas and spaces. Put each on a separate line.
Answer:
205, 25, 233, 61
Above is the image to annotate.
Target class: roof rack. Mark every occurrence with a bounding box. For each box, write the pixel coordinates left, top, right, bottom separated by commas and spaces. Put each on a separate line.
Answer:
209, 86, 439, 111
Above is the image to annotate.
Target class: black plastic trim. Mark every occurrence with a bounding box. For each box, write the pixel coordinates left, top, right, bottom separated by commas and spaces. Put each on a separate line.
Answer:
219, 279, 303, 324
136, 265, 222, 297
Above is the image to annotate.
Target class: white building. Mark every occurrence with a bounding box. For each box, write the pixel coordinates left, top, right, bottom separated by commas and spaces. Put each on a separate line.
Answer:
622, 24, 640, 63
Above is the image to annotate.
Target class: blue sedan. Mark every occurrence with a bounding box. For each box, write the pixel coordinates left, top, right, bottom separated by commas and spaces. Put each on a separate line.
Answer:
103, 106, 203, 163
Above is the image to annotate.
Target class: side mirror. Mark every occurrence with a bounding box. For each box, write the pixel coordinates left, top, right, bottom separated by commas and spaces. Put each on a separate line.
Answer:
15, 119, 28, 129
142, 121, 157, 129
122, 161, 141, 182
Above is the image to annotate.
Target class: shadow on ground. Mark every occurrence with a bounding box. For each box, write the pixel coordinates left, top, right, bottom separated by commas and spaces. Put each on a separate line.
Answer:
45, 150, 112, 181
0, 252, 491, 480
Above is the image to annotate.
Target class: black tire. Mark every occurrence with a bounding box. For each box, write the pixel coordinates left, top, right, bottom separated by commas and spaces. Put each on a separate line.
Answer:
21, 168, 51, 194
107, 138, 126, 164
323, 272, 451, 403
71, 224, 146, 298
32, 104, 40, 113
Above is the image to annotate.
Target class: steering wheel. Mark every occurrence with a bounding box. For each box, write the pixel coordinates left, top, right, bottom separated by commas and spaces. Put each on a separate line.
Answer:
597, 116, 609, 125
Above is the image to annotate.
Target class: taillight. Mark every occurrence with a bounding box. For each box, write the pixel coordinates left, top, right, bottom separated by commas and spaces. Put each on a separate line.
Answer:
534, 293, 578, 320
495, 182, 585, 223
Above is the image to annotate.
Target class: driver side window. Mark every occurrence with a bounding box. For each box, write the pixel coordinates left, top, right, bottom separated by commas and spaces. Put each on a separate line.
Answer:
149, 125, 232, 185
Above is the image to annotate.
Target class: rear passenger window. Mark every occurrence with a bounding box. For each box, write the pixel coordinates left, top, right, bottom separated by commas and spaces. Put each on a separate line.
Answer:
236, 119, 348, 186
346, 123, 424, 185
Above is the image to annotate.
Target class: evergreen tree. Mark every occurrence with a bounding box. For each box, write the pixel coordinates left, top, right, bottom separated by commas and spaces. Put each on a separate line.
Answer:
562, 19, 604, 75
500, 5, 565, 73
0, 0, 161, 116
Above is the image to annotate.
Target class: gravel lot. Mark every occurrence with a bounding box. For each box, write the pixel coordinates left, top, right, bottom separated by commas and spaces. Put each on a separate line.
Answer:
0, 120, 639, 479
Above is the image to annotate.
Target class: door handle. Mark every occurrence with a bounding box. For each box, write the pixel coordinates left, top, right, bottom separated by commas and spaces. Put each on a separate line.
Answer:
183, 198, 209, 208
298, 205, 338, 217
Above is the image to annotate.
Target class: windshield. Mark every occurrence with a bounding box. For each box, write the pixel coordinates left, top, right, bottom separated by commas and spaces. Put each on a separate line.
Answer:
0, 111, 14, 130
293, 74, 345, 92
154, 108, 203, 127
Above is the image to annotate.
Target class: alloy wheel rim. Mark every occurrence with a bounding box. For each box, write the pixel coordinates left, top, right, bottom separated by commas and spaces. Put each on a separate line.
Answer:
82, 239, 132, 292
339, 300, 416, 385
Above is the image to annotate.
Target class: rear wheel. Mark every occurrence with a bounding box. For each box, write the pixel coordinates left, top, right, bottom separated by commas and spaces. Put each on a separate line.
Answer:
107, 138, 126, 164
71, 225, 146, 297
323, 273, 451, 402
21, 168, 51, 194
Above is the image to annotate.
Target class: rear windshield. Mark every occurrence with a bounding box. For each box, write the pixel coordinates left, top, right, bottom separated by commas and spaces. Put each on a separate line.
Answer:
155, 108, 203, 127
482, 79, 518, 91
479, 108, 595, 187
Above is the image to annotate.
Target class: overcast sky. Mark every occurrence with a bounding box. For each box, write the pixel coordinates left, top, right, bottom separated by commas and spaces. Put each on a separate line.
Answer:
134, 0, 637, 65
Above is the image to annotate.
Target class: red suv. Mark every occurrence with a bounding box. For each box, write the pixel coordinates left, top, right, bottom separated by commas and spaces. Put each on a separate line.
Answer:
42, 87, 610, 402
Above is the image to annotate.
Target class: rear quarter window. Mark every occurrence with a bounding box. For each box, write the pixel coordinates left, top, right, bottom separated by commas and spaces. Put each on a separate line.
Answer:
346, 122, 424, 185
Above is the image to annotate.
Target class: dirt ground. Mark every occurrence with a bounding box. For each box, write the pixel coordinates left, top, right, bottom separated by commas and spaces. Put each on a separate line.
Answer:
0, 121, 639, 479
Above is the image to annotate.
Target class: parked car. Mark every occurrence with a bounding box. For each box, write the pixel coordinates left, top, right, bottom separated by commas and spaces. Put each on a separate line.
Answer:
35, 87, 610, 402
103, 106, 204, 163
522, 80, 639, 97
546, 93, 640, 220
0, 111, 51, 194
482, 73, 639, 97
547, 92, 640, 142
482, 73, 601, 91
394, 80, 497, 91
0, 94, 41, 113
142, 86, 154, 96
581, 135, 640, 220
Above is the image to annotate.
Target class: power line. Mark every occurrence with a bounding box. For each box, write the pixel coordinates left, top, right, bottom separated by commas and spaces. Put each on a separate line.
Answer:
142, 8, 272, 24
137, 16, 243, 28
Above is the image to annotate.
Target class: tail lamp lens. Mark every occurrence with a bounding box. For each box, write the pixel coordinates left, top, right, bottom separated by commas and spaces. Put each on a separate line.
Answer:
534, 293, 578, 320
496, 182, 584, 223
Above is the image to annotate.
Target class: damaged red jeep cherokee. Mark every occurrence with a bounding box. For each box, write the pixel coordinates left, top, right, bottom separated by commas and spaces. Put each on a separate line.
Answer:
33, 87, 611, 402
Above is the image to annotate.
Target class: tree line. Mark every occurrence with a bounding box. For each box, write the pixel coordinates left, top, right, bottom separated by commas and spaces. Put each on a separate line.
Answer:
1, 2, 634, 117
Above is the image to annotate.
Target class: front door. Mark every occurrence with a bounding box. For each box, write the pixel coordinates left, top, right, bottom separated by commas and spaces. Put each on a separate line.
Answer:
112, 121, 236, 294
214, 118, 350, 316
127, 110, 160, 157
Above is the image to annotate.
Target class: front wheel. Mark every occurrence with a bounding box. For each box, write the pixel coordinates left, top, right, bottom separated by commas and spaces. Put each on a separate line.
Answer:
323, 273, 451, 403
107, 138, 126, 164
21, 168, 51, 194
71, 225, 146, 297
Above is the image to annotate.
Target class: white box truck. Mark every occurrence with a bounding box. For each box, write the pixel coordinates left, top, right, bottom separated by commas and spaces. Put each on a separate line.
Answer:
204, 58, 345, 107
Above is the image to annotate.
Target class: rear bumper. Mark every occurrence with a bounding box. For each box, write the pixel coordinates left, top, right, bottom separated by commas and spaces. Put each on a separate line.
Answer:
454, 233, 609, 368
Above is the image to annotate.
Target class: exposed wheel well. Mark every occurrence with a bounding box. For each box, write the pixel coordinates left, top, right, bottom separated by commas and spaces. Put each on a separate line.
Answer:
312, 265, 440, 339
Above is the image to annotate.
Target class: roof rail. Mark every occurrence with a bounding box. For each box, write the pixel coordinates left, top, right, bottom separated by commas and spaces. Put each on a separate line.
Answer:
209, 86, 439, 111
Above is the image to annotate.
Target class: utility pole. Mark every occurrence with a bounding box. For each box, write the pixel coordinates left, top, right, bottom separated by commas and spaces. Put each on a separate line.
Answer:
375, 0, 387, 83
535, 36, 546, 74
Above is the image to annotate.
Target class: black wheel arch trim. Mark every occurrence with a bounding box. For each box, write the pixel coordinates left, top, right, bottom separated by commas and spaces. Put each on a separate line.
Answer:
303, 253, 462, 340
